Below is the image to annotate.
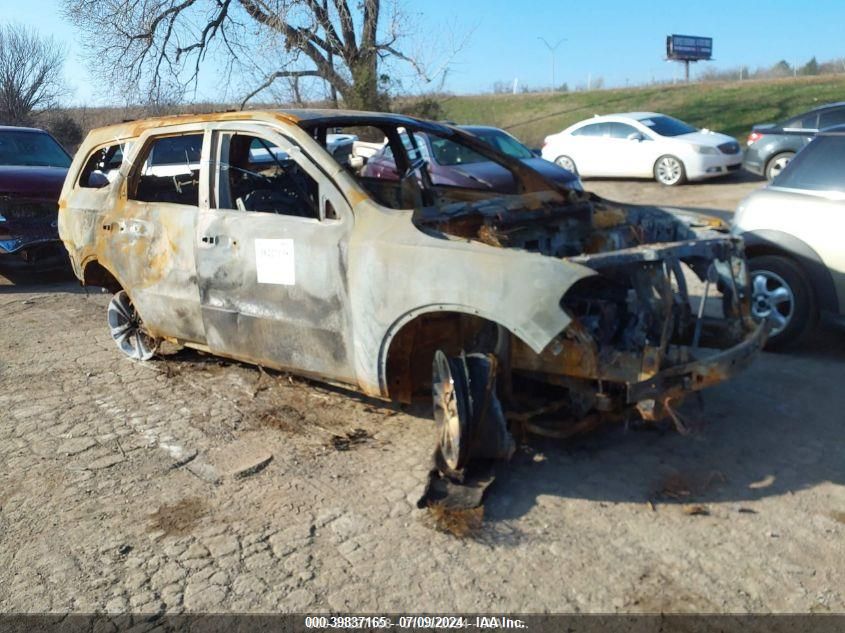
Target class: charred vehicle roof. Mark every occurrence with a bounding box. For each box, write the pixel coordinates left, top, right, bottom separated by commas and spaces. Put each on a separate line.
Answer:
58, 109, 765, 505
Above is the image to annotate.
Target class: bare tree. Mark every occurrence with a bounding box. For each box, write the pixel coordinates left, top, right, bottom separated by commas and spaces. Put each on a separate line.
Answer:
0, 24, 67, 125
63, 0, 445, 111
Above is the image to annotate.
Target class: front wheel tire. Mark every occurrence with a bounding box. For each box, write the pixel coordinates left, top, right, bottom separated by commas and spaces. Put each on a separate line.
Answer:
654, 155, 686, 186
748, 255, 813, 349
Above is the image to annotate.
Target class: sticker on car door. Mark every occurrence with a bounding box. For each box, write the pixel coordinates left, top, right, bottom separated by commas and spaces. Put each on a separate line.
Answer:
255, 238, 295, 285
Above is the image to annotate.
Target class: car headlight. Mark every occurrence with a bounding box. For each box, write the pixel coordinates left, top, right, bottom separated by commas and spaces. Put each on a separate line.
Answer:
692, 145, 719, 155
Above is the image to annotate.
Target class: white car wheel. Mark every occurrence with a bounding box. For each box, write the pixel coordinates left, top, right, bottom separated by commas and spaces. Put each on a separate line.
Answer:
554, 155, 577, 174
654, 155, 686, 186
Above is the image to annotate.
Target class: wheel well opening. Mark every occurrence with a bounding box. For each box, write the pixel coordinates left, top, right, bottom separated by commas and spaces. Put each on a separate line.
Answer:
82, 260, 122, 293
745, 243, 801, 269
384, 312, 502, 404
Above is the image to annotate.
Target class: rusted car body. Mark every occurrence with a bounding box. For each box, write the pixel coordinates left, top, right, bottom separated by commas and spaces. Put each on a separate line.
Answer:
58, 110, 764, 463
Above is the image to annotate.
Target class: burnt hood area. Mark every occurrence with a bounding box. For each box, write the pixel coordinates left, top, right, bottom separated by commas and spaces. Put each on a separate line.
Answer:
413, 191, 709, 258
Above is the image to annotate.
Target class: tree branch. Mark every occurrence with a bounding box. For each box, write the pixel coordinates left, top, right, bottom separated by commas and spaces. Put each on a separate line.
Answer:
377, 44, 429, 81
239, 69, 322, 107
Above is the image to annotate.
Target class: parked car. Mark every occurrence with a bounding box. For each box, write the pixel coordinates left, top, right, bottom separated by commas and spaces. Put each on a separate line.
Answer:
0, 125, 72, 273
59, 110, 763, 475
742, 102, 845, 181
541, 113, 742, 186
733, 125, 845, 348
362, 125, 582, 191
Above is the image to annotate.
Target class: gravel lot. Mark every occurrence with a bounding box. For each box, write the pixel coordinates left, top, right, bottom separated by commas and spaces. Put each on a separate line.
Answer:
2, 174, 844, 614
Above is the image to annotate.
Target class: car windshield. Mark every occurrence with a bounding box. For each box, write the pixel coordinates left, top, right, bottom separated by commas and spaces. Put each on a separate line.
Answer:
429, 136, 488, 166
773, 135, 845, 193
466, 128, 534, 159
638, 115, 697, 137
0, 130, 71, 168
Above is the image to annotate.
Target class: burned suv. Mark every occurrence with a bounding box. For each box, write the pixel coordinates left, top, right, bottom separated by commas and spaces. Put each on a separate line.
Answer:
59, 110, 765, 479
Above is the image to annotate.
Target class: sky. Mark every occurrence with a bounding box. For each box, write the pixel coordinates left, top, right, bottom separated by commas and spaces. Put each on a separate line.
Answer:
5, 0, 845, 105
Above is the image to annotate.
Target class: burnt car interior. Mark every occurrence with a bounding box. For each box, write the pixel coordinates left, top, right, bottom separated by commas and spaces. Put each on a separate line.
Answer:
132, 134, 202, 205
217, 133, 320, 218
78, 144, 125, 189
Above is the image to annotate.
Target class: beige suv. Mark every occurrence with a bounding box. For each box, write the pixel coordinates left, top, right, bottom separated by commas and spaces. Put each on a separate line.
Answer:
59, 109, 764, 473
733, 126, 845, 348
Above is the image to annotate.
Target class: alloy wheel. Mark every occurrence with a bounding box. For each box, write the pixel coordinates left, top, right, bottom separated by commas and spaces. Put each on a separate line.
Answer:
750, 271, 795, 335
767, 155, 792, 180
655, 156, 683, 185
107, 291, 157, 360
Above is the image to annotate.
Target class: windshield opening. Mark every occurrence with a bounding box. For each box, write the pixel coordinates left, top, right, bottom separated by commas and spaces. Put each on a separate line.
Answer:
428, 136, 488, 166
466, 128, 534, 159
638, 115, 697, 137
299, 117, 564, 212
0, 130, 71, 168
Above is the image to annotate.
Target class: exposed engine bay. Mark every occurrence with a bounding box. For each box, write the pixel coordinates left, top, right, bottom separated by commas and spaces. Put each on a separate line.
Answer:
411, 191, 764, 509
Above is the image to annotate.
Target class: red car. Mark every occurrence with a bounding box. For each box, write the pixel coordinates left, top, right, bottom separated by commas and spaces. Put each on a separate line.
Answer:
362, 125, 582, 191
0, 126, 72, 274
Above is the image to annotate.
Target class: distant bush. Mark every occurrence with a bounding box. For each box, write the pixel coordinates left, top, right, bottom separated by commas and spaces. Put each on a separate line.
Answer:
393, 96, 447, 121
40, 110, 83, 151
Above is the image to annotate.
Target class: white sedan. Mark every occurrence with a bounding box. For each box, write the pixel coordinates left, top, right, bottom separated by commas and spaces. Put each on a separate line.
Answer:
541, 112, 742, 186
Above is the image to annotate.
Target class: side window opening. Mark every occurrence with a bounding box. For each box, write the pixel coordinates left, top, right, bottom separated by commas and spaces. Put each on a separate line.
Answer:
573, 123, 607, 137
217, 133, 319, 218
131, 133, 202, 205
78, 143, 127, 189
785, 113, 818, 130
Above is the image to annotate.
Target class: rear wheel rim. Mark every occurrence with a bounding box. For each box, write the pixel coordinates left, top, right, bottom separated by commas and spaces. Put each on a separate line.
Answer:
768, 155, 792, 180
656, 157, 682, 185
555, 156, 576, 172
750, 271, 794, 335
108, 291, 157, 361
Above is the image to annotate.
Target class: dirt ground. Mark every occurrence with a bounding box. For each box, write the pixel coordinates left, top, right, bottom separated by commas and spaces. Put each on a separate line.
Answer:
2, 174, 844, 614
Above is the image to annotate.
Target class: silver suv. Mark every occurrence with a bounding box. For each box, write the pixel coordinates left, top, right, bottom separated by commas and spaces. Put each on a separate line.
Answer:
733, 126, 845, 348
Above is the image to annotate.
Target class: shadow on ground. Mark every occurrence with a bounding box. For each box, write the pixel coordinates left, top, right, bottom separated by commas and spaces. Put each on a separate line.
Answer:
0, 268, 79, 292
484, 327, 845, 521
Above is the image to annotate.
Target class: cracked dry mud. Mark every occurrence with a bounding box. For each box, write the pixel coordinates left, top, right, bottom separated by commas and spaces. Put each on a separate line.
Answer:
1, 178, 844, 614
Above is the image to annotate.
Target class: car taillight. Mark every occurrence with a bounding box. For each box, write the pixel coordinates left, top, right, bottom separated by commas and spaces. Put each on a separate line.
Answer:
747, 131, 764, 146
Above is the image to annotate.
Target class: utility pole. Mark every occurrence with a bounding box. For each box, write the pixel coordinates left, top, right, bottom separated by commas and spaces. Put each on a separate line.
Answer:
537, 37, 567, 91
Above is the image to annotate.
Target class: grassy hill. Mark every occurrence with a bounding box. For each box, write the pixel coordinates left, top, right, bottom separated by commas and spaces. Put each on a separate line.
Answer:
438, 75, 845, 147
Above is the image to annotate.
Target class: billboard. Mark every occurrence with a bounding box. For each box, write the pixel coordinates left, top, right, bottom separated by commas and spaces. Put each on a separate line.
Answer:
666, 35, 713, 61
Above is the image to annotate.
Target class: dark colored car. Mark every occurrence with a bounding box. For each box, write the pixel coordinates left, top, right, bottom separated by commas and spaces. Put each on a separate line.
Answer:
362, 125, 582, 191
0, 126, 72, 273
742, 102, 845, 181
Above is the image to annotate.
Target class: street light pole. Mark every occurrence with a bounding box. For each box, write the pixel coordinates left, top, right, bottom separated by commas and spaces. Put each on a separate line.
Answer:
537, 37, 567, 91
